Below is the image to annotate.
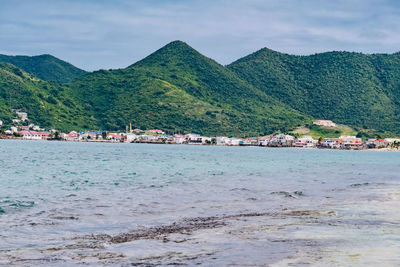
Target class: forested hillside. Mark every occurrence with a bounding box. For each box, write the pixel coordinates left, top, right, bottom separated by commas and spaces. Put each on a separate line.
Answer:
0, 54, 87, 83
1, 41, 400, 136
228, 48, 400, 134
67, 41, 310, 136
0, 63, 96, 131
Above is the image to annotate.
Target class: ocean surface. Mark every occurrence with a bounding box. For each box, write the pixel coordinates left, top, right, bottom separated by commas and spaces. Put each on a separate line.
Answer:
0, 140, 399, 266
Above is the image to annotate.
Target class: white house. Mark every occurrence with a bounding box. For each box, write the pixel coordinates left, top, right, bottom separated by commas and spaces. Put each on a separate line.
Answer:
227, 138, 243, 146
295, 136, 318, 148
322, 138, 341, 148
216, 136, 230, 146
18, 131, 42, 140
173, 134, 185, 144
186, 133, 202, 144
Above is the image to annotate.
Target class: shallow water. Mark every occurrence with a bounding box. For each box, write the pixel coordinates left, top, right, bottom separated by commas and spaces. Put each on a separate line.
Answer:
0, 140, 399, 266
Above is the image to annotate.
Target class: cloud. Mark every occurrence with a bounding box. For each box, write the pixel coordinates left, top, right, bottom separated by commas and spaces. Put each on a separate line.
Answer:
0, 0, 399, 70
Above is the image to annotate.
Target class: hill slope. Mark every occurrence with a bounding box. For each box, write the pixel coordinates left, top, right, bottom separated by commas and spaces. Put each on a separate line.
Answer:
0, 54, 87, 83
228, 49, 400, 134
0, 63, 96, 131
68, 41, 311, 135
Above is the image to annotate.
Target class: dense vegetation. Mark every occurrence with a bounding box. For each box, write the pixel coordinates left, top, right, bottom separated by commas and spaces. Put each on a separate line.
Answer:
0, 54, 87, 83
1, 40, 400, 136
67, 41, 310, 136
0, 63, 96, 131
228, 48, 400, 134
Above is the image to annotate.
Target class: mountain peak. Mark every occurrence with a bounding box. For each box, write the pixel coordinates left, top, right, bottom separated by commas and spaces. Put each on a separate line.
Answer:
130, 40, 202, 68
164, 40, 191, 48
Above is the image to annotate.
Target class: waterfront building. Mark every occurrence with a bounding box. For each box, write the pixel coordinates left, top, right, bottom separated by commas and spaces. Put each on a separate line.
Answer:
216, 136, 230, 146
322, 138, 341, 148
340, 136, 363, 149
65, 131, 79, 141
295, 136, 318, 147
173, 134, 185, 144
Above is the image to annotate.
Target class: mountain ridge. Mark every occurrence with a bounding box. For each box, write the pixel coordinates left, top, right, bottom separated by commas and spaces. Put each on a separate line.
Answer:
1, 40, 400, 136
0, 54, 87, 83
66, 40, 311, 135
0, 62, 96, 131
228, 46, 400, 134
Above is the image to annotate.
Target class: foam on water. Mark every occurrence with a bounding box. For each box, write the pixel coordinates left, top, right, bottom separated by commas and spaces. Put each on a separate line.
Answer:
0, 140, 399, 265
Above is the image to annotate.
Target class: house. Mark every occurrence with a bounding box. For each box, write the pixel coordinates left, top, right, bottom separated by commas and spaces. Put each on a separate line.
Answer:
65, 131, 79, 141
322, 138, 341, 148
20, 125, 30, 131
107, 133, 124, 142
39, 132, 51, 140
173, 134, 185, 144
313, 120, 337, 127
268, 135, 295, 147
216, 136, 230, 146
18, 131, 42, 140
366, 139, 389, 149
11, 126, 18, 133
243, 137, 259, 146
227, 138, 243, 146
295, 136, 318, 148
0, 120, 2, 126
186, 134, 203, 144
80, 131, 97, 140
340, 136, 363, 149
259, 137, 273, 146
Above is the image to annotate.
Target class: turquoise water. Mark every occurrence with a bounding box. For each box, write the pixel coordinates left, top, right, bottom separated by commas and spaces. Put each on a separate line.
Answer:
0, 140, 399, 266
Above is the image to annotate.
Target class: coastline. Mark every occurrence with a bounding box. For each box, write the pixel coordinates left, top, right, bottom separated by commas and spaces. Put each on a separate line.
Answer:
1, 137, 399, 152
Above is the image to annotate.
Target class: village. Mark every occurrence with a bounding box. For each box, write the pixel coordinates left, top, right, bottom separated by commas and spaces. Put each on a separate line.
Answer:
0, 112, 399, 151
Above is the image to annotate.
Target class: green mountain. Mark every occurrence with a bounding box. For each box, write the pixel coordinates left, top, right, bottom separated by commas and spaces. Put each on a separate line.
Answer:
67, 41, 310, 136
228, 48, 400, 134
3, 41, 400, 136
0, 54, 87, 83
0, 62, 96, 131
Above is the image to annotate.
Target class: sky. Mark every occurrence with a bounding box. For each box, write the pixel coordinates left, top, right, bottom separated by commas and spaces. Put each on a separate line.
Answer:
1, 0, 399, 71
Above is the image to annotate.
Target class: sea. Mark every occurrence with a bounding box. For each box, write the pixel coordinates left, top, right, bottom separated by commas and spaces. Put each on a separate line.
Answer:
0, 140, 399, 266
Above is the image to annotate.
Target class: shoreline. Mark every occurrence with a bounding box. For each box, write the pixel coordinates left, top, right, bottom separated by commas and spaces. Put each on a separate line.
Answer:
1, 137, 399, 152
